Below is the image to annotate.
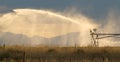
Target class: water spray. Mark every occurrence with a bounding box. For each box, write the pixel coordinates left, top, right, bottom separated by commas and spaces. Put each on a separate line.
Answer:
0, 8, 97, 46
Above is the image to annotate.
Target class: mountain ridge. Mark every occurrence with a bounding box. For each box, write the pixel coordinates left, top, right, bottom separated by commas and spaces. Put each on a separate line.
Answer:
0, 32, 80, 46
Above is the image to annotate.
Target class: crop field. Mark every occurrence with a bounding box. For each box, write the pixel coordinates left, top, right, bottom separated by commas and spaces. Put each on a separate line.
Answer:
0, 46, 120, 62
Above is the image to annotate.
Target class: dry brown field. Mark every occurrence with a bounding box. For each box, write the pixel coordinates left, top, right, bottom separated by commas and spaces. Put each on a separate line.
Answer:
0, 46, 120, 62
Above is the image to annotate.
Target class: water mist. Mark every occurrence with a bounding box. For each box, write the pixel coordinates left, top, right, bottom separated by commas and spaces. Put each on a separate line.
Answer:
0, 8, 97, 46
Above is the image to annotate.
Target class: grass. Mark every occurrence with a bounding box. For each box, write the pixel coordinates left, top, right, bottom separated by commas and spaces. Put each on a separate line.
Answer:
0, 46, 120, 62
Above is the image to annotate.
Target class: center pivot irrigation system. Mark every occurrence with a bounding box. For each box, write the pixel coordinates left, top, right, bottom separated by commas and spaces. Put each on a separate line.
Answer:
90, 29, 120, 47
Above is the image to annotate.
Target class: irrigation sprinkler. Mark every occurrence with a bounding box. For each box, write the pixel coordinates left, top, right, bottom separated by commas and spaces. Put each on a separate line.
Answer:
90, 29, 120, 47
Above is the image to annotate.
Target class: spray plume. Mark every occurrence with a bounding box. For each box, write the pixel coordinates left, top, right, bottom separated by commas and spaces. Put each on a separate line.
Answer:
0, 8, 97, 46
99, 11, 120, 47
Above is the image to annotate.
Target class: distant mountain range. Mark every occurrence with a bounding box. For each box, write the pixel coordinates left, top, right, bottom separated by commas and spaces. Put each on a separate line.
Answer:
0, 32, 80, 46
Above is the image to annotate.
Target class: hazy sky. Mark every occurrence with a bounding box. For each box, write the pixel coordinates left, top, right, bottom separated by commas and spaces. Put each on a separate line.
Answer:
0, 0, 120, 20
